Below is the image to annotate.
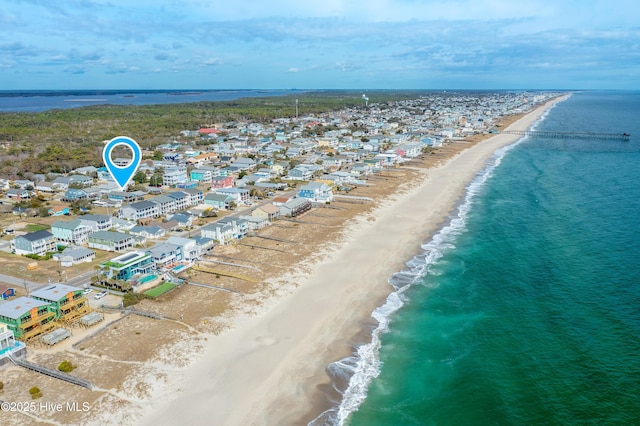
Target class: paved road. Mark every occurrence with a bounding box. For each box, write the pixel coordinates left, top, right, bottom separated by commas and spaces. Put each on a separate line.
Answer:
0, 268, 95, 293
0, 272, 44, 292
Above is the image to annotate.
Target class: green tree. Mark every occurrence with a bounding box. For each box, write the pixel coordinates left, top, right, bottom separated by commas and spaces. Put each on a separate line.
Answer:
132, 171, 147, 184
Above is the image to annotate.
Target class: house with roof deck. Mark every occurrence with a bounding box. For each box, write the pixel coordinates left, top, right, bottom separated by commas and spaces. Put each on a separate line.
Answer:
88, 230, 135, 252
30, 283, 89, 322
0, 296, 57, 340
99, 251, 154, 284
11, 230, 57, 256
51, 219, 93, 246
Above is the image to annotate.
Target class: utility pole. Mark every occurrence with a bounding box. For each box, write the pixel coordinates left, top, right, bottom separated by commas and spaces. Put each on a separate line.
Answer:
295, 99, 299, 118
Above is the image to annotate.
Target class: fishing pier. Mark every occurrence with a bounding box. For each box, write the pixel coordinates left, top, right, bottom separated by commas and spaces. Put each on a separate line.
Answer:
501, 130, 630, 141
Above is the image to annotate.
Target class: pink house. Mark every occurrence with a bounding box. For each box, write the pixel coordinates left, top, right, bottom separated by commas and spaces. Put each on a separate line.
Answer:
211, 176, 234, 189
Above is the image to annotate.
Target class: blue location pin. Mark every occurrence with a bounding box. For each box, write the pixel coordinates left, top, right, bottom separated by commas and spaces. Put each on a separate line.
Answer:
102, 136, 142, 191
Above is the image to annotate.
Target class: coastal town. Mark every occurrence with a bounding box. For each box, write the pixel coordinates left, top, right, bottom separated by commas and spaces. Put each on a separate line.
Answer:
0, 91, 558, 424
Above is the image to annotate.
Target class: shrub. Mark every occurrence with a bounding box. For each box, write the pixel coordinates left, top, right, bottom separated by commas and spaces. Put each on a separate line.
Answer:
123, 291, 146, 307
58, 360, 75, 373
29, 386, 42, 399
0, 381, 4, 391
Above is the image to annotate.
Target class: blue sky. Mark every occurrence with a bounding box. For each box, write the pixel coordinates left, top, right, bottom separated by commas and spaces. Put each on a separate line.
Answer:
1, 0, 638, 90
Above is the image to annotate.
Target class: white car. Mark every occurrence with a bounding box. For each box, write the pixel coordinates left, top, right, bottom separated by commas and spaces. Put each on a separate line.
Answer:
83, 288, 93, 294
94, 291, 108, 300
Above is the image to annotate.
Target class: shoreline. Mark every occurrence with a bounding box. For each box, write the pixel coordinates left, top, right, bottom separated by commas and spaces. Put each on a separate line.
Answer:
139, 96, 568, 426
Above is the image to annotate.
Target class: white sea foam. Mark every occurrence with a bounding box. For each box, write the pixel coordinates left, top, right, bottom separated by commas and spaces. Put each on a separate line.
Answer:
309, 106, 557, 426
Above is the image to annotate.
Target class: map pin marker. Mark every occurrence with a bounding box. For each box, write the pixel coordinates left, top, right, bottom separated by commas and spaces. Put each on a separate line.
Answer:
103, 136, 142, 191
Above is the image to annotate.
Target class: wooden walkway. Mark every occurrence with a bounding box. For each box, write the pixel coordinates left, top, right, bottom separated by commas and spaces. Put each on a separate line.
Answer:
8, 353, 95, 390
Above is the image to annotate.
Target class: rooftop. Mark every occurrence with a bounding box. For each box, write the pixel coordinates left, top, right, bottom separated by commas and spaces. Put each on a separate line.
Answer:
31, 283, 83, 302
0, 296, 50, 319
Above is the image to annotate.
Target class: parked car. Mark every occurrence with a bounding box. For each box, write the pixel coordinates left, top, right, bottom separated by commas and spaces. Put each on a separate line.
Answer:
94, 291, 108, 300
83, 288, 93, 294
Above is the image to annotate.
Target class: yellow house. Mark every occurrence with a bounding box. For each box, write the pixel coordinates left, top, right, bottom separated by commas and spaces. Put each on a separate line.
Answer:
251, 203, 280, 221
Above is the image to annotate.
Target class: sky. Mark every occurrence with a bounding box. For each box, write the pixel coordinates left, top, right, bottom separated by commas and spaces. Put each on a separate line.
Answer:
1, 0, 639, 90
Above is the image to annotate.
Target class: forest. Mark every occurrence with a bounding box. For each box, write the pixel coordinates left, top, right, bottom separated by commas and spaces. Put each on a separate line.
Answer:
0, 90, 425, 177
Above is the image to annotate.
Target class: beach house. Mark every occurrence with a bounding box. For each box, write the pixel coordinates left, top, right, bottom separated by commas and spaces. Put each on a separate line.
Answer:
78, 214, 113, 232
251, 203, 280, 221
0, 296, 57, 340
30, 284, 90, 322
53, 246, 96, 267
100, 251, 154, 283
119, 200, 161, 221
147, 242, 183, 268
200, 221, 239, 245
11, 230, 58, 256
166, 236, 199, 263
51, 219, 93, 246
297, 182, 334, 203
279, 198, 312, 217
215, 187, 250, 203
211, 175, 234, 189
88, 231, 135, 252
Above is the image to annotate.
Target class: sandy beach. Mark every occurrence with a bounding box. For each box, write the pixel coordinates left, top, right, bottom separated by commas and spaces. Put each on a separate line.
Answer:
138, 96, 567, 426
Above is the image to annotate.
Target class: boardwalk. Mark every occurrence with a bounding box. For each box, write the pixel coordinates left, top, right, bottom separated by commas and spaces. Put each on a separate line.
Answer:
8, 353, 95, 390
501, 130, 630, 141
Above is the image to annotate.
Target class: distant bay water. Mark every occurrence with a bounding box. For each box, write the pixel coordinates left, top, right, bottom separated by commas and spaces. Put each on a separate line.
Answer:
0, 89, 299, 113
311, 91, 640, 425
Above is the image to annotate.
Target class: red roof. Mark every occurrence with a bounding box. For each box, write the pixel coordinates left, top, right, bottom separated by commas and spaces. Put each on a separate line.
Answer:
199, 128, 221, 134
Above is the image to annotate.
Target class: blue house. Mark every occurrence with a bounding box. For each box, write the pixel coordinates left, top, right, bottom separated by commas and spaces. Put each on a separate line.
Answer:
63, 188, 88, 201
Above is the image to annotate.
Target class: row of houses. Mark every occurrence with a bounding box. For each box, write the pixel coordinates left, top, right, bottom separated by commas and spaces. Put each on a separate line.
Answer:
0, 284, 90, 340
118, 188, 203, 221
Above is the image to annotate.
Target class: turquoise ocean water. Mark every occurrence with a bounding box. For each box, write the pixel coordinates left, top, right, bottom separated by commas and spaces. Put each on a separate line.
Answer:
312, 91, 640, 425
